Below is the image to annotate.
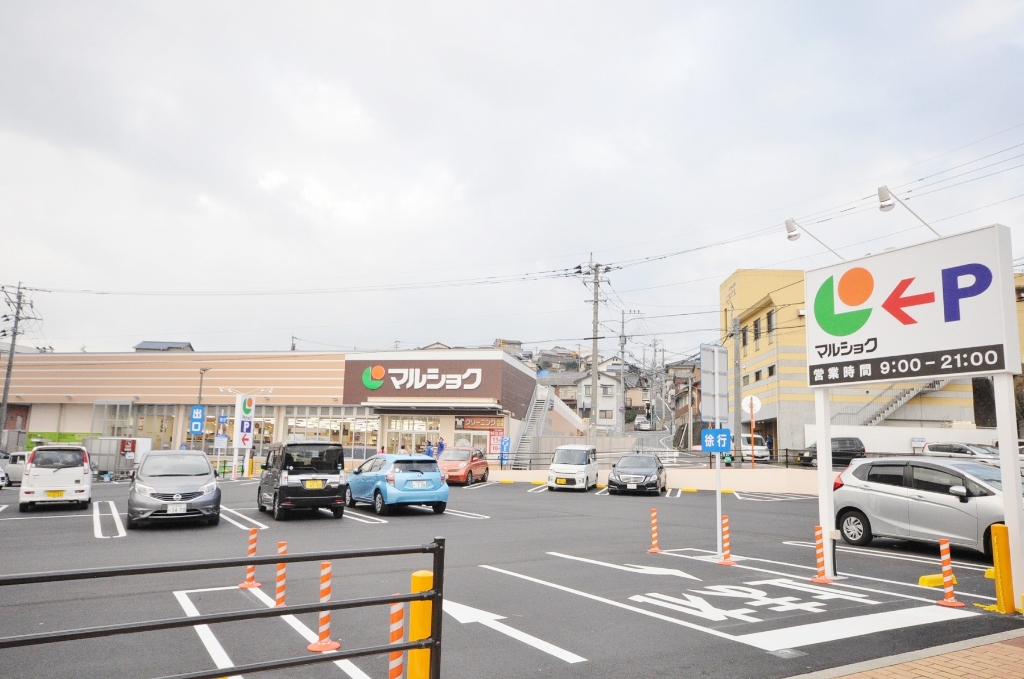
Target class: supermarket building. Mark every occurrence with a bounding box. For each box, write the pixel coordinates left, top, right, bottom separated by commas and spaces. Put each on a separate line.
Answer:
0, 347, 582, 462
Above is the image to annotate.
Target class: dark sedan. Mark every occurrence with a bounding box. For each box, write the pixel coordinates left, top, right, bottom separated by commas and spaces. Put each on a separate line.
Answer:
607, 454, 666, 495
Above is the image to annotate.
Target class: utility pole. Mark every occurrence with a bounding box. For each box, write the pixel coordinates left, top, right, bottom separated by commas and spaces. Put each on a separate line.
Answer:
732, 315, 742, 458
589, 256, 602, 438
0, 283, 25, 443
290, 335, 296, 351
619, 310, 627, 436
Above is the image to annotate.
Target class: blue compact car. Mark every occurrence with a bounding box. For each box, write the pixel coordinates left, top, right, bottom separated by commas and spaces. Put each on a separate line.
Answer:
345, 454, 449, 516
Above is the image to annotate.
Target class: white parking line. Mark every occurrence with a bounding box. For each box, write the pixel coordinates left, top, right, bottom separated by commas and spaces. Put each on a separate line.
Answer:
344, 511, 388, 524
173, 587, 242, 679
595, 488, 609, 496
0, 505, 7, 513
733, 492, 814, 502
93, 500, 126, 539
782, 540, 989, 572
526, 485, 548, 493
462, 481, 499, 491
445, 508, 490, 519
237, 481, 259, 487
221, 506, 269, 530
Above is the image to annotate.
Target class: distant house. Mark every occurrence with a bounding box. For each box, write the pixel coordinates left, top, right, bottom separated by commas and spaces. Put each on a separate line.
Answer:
134, 341, 194, 352
535, 346, 579, 372
537, 371, 587, 411
574, 371, 641, 433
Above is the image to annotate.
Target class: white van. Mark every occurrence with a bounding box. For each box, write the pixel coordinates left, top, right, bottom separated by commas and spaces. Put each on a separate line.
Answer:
547, 445, 598, 491
736, 434, 770, 462
4, 452, 28, 485
19, 445, 93, 511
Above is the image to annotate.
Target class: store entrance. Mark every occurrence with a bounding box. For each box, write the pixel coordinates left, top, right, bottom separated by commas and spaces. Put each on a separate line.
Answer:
387, 431, 439, 455
454, 430, 488, 453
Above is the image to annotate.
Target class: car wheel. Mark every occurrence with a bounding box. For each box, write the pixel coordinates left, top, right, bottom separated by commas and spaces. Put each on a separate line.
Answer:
126, 514, 136, 529
346, 486, 357, 508
257, 489, 267, 512
811, 458, 818, 467
839, 509, 872, 546
18, 502, 28, 513
432, 502, 447, 514
332, 506, 344, 519
466, 471, 473, 486
482, 468, 489, 482
272, 495, 288, 521
207, 513, 220, 526
373, 491, 389, 516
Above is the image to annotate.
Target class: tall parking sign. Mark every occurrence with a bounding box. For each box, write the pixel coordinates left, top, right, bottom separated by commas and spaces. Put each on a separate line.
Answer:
189, 405, 206, 436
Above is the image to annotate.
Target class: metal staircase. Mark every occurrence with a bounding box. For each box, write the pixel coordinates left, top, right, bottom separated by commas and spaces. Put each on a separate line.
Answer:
832, 379, 952, 426
510, 386, 552, 469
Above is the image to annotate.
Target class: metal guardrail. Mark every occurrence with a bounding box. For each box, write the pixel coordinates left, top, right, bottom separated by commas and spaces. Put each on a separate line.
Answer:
0, 539, 447, 679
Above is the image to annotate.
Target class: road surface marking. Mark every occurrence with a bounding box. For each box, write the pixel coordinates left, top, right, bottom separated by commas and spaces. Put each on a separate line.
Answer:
237, 481, 259, 486
245, 585, 372, 679
595, 487, 609, 496
221, 506, 269, 530
173, 588, 242, 679
547, 552, 700, 580
344, 511, 388, 524
0, 505, 7, 513
445, 508, 490, 519
92, 500, 125, 538
107, 501, 126, 537
0, 513, 91, 521
733, 492, 814, 502
526, 485, 547, 493
462, 481, 499, 491
782, 540, 989, 572
443, 600, 586, 663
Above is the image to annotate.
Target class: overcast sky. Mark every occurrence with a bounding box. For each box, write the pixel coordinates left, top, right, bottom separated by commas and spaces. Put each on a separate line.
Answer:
1, 2, 1023, 363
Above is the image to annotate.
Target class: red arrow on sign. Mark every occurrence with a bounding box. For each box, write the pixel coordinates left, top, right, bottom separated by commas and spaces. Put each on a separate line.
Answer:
882, 277, 936, 325
241, 433, 251, 446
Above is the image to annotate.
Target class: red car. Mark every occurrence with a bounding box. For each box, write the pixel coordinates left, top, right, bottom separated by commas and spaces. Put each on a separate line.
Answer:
437, 447, 490, 485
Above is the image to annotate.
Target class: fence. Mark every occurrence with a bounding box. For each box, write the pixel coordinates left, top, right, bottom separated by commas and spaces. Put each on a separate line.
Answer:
0, 538, 447, 679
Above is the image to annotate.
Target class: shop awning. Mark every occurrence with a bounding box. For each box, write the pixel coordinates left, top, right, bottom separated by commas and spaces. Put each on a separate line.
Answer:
361, 397, 502, 416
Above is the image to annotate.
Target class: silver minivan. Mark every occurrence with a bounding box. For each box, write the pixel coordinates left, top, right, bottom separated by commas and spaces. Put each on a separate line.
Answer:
834, 457, 1012, 554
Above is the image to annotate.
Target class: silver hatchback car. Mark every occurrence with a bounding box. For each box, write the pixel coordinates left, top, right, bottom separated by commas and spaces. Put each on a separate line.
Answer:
127, 451, 221, 528
834, 456, 1014, 555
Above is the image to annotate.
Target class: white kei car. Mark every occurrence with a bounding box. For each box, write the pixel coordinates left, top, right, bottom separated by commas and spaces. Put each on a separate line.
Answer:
19, 445, 94, 511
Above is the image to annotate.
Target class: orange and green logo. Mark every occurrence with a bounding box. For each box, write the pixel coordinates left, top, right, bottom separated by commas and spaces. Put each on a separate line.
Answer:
814, 267, 874, 336
241, 396, 254, 414
362, 364, 385, 390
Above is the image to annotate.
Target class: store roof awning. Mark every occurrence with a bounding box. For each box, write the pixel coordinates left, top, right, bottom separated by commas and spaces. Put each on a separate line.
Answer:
361, 397, 502, 416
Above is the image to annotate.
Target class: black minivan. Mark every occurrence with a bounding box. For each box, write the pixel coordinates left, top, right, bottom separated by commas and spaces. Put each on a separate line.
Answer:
257, 442, 347, 521
796, 437, 866, 467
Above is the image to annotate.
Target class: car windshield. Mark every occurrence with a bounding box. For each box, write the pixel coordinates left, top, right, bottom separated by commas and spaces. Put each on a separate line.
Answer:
553, 448, 588, 465
392, 460, 440, 474
741, 435, 765, 446
617, 455, 657, 469
141, 455, 211, 477
946, 462, 1011, 490
31, 449, 84, 468
282, 445, 345, 472
439, 449, 471, 461
972, 445, 1000, 455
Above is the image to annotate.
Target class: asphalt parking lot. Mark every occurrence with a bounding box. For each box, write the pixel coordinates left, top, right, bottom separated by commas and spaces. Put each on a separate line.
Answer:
1, 477, 1022, 679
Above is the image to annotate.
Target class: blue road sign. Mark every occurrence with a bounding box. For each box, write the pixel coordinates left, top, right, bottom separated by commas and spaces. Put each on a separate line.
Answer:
218, 414, 228, 425
240, 420, 253, 434
189, 405, 206, 435
700, 428, 731, 453
499, 436, 510, 465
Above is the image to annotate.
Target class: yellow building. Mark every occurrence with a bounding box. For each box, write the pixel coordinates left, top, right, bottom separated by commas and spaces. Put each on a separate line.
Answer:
720, 269, 977, 451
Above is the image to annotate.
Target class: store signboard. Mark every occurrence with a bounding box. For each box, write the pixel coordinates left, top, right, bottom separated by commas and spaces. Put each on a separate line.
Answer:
489, 429, 503, 459
456, 416, 504, 431
233, 395, 255, 449
345, 359, 504, 401
699, 344, 729, 425
805, 225, 1020, 387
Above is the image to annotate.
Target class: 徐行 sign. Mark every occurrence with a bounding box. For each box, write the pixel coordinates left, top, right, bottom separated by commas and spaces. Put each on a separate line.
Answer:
701, 428, 731, 453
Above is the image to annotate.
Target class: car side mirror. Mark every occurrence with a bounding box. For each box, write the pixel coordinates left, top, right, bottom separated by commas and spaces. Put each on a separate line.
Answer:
128, 470, 135, 479
353, 469, 362, 475
260, 464, 268, 470
949, 485, 968, 502
214, 470, 220, 478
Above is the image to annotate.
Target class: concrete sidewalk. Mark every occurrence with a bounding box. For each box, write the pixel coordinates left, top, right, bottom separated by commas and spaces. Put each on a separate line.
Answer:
791, 627, 1024, 678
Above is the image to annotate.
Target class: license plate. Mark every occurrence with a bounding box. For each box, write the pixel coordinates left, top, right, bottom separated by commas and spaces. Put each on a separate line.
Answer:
627, 483, 637, 490
46, 490, 64, 498
167, 504, 186, 514
304, 480, 324, 490
411, 480, 428, 489
556, 478, 567, 485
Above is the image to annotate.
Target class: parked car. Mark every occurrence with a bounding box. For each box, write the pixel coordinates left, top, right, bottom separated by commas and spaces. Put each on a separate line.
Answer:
547, 444, 599, 491
127, 450, 221, 528
735, 434, 770, 462
4, 452, 27, 485
607, 454, 666, 495
18, 445, 93, 512
437, 447, 489, 485
0, 465, 8, 488
796, 437, 866, 467
258, 442, 347, 521
634, 417, 652, 431
920, 442, 997, 460
345, 454, 448, 515
834, 456, 1013, 555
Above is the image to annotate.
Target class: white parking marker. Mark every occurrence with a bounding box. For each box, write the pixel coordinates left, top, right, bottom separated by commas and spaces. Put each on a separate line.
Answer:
245, 585, 372, 679
173, 589, 242, 679
0, 505, 7, 513
93, 500, 107, 539
462, 481, 499, 491
443, 600, 586, 663
782, 540, 989, 572
547, 552, 700, 580
221, 506, 269, 530
526, 485, 547, 493
595, 487, 609, 496
107, 501, 126, 538
343, 511, 388, 524
444, 508, 490, 519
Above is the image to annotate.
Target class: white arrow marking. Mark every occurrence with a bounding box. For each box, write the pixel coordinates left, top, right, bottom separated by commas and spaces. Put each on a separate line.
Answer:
443, 600, 586, 664
547, 552, 701, 580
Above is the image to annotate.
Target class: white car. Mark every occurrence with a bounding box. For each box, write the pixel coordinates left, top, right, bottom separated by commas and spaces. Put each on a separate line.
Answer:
4, 452, 27, 485
547, 445, 599, 491
736, 434, 770, 462
0, 466, 8, 488
19, 445, 93, 512
634, 417, 652, 431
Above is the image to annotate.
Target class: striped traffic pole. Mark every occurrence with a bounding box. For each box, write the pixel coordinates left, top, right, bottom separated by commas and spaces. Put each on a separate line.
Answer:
275, 541, 287, 607
389, 597, 405, 679
936, 539, 965, 608
647, 508, 663, 553
307, 561, 342, 652
238, 527, 262, 589
810, 525, 833, 584
718, 515, 736, 566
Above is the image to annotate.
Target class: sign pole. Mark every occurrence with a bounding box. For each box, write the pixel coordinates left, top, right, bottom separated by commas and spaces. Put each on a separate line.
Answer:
994, 372, 1024, 608
749, 399, 755, 469
242, 447, 252, 479
814, 387, 835, 578
714, 349, 723, 559
231, 447, 239, 481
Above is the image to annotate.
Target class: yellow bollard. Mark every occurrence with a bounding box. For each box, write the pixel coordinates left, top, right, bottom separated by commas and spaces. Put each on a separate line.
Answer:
991, 524, 1016, 614
407, 570, 433, 679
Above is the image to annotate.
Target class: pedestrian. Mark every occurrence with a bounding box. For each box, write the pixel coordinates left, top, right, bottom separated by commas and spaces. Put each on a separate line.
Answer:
379, 445, 385, 455
437, 437, 445, 456
400, 444, 407, 454
765, 434, 774, 454
425, 440, 434, 458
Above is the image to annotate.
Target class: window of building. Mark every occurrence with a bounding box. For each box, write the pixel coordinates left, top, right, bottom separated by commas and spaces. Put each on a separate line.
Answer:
284, 405, 379, 461
599, 410, 613, 420
767, 309, 776, 344
385, 415, 439, 456
742, 375, 750, 386
584, 385, 592, 396
753, 319, 761, 350
754, 370, 762, 382
741, 326, 748, 356
601, 385, 613, 396
767, 365, 776, 377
